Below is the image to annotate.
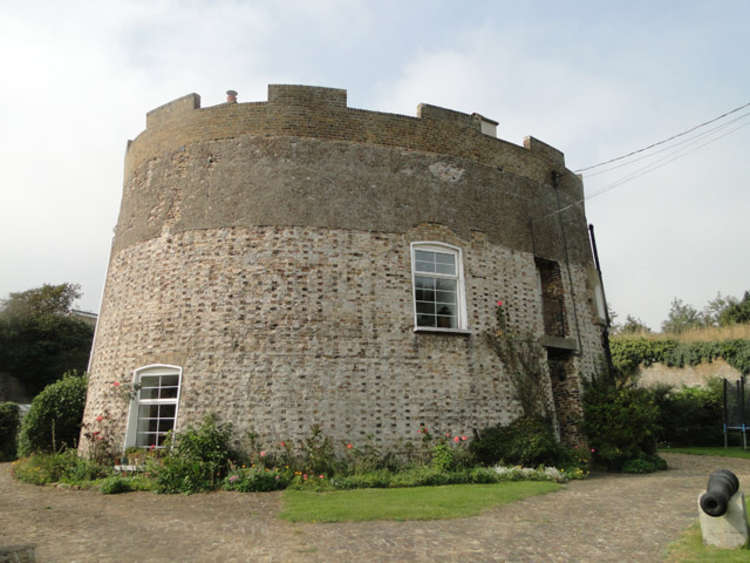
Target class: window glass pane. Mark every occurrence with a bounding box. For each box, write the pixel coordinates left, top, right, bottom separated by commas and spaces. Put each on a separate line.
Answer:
415, 260, 434, 273
436, 314, 457, 328
415, 288, 434, 301
436, 278, 457, 292
435, 290, 457, 305
435, 262, 456, 275
434, 252, 455, 265
160, 404, 176, 418
161, 375, 179, 387
417, 314, 436, 327
140, 388, 159, 400
160, 386, 178, 399
415, 250, 434, 263
158, 418, 175, 434
436, 303, 456, 318
414, 276, 435, 289
416, 301, 435, 314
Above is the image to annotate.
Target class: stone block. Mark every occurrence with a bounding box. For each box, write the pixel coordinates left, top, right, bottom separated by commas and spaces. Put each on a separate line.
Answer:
698, 490, 749, 549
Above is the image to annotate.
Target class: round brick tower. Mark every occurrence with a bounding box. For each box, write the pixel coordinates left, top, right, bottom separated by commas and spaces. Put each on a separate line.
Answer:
80, 84, 608, 454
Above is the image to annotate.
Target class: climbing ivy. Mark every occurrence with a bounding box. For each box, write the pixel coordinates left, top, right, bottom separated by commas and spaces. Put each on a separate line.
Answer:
610, 337, 750, 378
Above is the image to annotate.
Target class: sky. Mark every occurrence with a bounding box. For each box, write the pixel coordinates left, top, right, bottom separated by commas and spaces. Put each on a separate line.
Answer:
1, 1, 748, 331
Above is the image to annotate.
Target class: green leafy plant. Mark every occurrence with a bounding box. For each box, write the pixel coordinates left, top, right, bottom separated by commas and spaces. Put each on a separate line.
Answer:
152, 414, 235, 494
99, 475, 133, 494
17, 372, 87, 456
582, 375, 665, 472
470, 416, 571, 468
0, 402, 20, 461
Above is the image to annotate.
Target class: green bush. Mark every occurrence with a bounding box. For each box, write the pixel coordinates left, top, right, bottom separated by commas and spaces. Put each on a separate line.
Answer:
470, 416, 570, 467
649, 380, 723, 447
621, 455, 668, 474
224, 467, 291, 492
17, 372, 87, 456
153, 414, 235, 494
11, 449, 109, 486
100, 476, 133, 494
0, 402, 20, 461
583, 376, 665, 472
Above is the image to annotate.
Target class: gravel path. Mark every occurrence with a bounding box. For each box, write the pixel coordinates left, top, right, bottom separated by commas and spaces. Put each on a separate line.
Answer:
2, 453, 750, 562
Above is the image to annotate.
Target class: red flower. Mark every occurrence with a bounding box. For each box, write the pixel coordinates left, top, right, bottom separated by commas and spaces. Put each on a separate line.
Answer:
497, 300, 503, 307
461, 435, 467, 441
453, 436, 460, 443
96, 415, 103, 422
96, 435, 103, 441
260, 451, 266, 457
280, 441, 286, 447
346, 443, 353, 449
149, 444, 156, 451
113, 381, 121, 387
93, 430, 100, 435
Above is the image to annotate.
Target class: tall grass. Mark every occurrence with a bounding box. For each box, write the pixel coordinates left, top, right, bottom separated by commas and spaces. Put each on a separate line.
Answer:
615, 324, 750, 343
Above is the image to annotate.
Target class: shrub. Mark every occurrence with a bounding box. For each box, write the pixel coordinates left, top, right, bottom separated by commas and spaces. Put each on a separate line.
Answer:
100, 476, 133, 494
11, 450, 110, 486
153, 414, 234, 494
470, 416, 570, 467
583, 375, 665, 472
17, 372, 87, 456
224, 466, 291, 492
649, 380, 723, 447
0, 402, 20, 461
621, 455, 668, 474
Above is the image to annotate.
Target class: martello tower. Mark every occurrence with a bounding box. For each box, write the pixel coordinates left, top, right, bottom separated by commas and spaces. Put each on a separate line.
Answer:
80, 84, 608, 454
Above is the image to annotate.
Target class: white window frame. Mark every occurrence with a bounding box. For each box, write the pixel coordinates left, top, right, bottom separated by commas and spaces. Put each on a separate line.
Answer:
410, 241, 469, 333
123, 364, 183, 451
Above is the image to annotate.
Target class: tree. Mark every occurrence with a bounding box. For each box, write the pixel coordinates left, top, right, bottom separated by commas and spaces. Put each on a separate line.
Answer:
1, 283, 81, 317
719, 291, 750, 326
702, 292, 737, 327
620, 315, 651, 335
661, 298, 704, 334
0, 283, 93, 397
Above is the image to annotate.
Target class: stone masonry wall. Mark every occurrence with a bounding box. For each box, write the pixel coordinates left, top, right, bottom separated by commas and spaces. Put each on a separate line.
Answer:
82, 223, 604, 451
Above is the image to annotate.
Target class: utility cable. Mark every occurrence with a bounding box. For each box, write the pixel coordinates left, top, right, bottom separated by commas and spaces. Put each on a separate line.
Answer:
574, 100, 750, 173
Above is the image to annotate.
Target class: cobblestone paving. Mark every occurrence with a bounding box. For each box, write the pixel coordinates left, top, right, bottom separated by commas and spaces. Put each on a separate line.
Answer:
2, 453, 750, 562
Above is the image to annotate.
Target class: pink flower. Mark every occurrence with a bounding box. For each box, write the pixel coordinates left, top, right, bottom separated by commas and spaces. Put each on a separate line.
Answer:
497, 300, 503, 306
93, 430, 100, 436
113, 381, 121, 387
228, 475, 239, 483
280, 441, 286, 447
346, 443, 353, 449
591, 448, 596, 453
259, 450, 266, 457
445, 432, 451, 437
303, 474, 308, 480
453, 436, 460, 443
275, 475, 280, 480
96, 415, 103, 422
461, 435, 467, 441
96, 435, 103, 441
319, 474, 325, 479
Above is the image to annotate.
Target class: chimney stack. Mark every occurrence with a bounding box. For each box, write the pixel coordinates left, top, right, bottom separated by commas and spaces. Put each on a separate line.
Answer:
226, 90, 238, 103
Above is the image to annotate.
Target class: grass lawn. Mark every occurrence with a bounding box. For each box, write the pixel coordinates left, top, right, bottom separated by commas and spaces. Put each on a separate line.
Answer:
666, 498, 750, 561
661, 447, 750, 460
279, 481, 560, 523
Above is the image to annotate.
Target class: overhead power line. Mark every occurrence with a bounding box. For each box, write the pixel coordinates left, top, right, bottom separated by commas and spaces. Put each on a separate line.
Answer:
574, 100, 750, 173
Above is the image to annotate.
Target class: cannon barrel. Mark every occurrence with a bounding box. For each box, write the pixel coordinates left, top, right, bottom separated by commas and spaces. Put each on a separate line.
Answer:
699, 469, 740, 517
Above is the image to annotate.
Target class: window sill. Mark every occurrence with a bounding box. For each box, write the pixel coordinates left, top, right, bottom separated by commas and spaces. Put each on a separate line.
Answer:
414, 327, 472, 335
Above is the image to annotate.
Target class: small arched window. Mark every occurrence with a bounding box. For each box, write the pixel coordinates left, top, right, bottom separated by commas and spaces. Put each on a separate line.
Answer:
410, 242, 468, 332
125, 364, 182, 449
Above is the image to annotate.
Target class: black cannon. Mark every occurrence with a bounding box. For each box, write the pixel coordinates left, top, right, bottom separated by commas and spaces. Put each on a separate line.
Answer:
699, 469, 740, 517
